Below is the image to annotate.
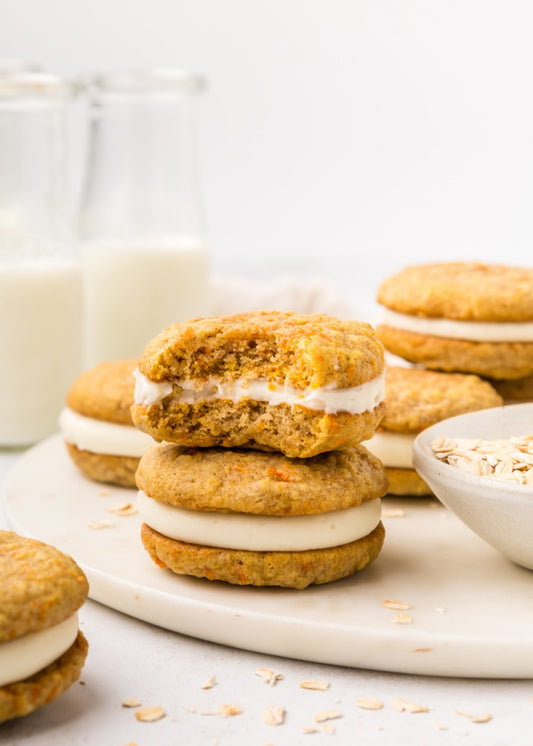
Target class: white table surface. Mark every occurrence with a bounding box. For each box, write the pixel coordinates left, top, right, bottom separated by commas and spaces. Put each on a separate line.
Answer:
1, 448, 532, 746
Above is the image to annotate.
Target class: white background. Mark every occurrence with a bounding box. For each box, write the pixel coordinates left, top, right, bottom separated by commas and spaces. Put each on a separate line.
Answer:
3, 7, 533, 743
3, 0, 533, 304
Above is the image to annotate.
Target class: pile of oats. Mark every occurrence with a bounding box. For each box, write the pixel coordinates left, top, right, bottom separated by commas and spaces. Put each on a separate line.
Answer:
431, 435, 533, 485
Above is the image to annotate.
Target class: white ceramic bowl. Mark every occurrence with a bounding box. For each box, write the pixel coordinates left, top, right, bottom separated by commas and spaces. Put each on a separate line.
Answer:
413, 403, 533, 570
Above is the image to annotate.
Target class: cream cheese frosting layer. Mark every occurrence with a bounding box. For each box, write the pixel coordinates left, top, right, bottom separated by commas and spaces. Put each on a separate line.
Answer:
381, 309, 533, 342
138, 491, 382, 551
0, 613, 79, 688
364, 431, 415, 468
133, 369, 386, 415
59, 407, 154, 458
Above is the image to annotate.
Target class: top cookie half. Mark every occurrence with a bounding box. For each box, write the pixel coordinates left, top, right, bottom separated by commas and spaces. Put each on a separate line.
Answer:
378, 262, 533, 321
131, 311, 386, 457
0, 531, 88, 643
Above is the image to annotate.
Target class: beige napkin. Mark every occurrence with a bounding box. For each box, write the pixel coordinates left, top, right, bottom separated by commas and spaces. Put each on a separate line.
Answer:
209, 275, 363, 320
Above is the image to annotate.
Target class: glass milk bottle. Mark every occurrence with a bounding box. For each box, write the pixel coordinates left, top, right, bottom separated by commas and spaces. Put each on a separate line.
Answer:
0, 73, 82, 446
79, 69, 209, 366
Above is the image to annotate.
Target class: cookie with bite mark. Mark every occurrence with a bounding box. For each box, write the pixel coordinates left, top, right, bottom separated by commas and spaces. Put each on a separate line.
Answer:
131, 311, 386, 459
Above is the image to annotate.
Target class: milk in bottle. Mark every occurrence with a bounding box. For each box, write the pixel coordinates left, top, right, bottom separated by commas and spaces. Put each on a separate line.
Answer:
0, 73, 82, 446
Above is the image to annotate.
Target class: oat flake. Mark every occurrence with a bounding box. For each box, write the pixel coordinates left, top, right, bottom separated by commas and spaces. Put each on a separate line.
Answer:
431, 434, 533, 485
134, 705, 166, 722
300, 679, 330, 691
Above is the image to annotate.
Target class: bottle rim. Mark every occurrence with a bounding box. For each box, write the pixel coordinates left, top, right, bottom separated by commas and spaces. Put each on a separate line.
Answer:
0, 72, 80, 100
80, 68, 207, 98
0, 58, 41, 76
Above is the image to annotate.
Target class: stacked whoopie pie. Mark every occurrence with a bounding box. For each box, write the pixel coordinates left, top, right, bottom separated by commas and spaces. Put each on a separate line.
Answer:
368, 262, 533, 495
131, 310, 389, 589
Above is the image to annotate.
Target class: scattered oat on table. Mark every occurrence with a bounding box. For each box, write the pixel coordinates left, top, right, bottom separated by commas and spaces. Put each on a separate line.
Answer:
218, 702, 242, 717
106, 501, 139, 516
261, 705, 286, 725
355, 697, 383, 710
392, 613, 413, 624
434, 720, 449, 730
314, 709, 342, 723
302, 725, 319, 734
431, 434, 533, 485
201, 675, 216, 689
455, 709, 492, 723
134, 705, 166, 722
88, 520, 113, 529
254, 667, 284, 686
323, 723, 336, 734
383, 600, 412, 610
300, 679, 330, 691
392, 697, 428, 713
121, 697, 142, 708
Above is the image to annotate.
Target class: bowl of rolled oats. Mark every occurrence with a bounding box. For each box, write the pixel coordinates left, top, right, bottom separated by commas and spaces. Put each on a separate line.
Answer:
412, 403, 533, 570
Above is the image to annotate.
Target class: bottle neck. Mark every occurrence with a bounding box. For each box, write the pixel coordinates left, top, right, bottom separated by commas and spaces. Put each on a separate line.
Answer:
79, 90, 206, 245
0, 77, 75, 263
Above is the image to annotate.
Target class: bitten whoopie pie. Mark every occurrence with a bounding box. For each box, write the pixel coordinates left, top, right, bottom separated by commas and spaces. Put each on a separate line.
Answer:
363, 366, 503, 496
60, 358, 154, 487
376, 262, 533, 380
131, 311, 386, 458
136, 443, 387, 589
0, 531, 89, 723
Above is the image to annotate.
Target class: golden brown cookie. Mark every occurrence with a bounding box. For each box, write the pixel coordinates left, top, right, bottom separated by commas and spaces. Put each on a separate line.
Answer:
131, 311, 386, 458
0, 531, 88, 641
61, 358, 154, 487
363, 366, 503, 496
378, 262, 533, 321
66, 358, 139, 424
136, 443, 388, 515
141, 522, 385, 589
376, 263, 533, 379
0, 531, 89, 723
487, 373, 533, 403
65, 445, 140, 488
383, 467, 432, 497
379, 366, 503, 433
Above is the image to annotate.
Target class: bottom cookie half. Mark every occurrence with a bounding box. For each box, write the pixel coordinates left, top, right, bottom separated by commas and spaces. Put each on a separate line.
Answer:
141, 522, 385, 590
385, 467, 432, 497
65, 443, 139, 488
0, 630, 88, 724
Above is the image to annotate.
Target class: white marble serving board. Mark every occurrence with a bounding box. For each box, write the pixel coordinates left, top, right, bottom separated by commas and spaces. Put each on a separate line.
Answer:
3, 435, 533, 678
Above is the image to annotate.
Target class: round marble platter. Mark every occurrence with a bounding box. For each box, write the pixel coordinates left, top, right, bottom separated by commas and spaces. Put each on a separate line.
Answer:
3, 435, 533, 678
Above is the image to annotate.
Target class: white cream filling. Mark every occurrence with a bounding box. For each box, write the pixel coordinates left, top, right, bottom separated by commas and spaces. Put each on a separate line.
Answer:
0, 613, 79, 687
59, 407, 154, 458
133, 369, 385, 415
364, 431, 415, 469
138, 491, 381, 551
381, 308, 533, 342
